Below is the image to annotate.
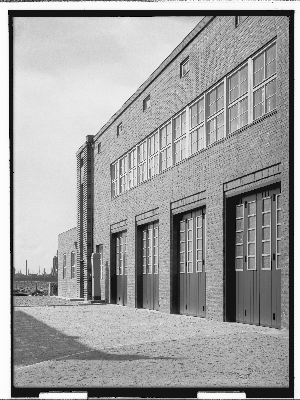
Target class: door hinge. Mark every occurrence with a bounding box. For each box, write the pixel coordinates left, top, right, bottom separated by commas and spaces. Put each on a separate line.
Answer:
273, 194, 276, 201
203, 259, 205, 266
273, 253, 275, 261
245, 201, 247, 208
245, 255, 247, 262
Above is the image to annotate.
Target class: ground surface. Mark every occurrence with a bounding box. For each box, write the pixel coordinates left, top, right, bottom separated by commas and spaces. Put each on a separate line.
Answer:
13, 297, 289, 389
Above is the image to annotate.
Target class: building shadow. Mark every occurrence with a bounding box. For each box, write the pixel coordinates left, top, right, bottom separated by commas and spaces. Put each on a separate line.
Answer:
13, 310, 180, 368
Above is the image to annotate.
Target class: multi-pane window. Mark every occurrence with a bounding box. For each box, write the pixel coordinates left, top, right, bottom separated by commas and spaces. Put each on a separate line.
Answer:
235, 204, 244, 271
228, 64, 248, 133
253, 42, 277, 120
142, 222, 159, 275
190, 97, 205, 155
112, 161, 119, 197
119, 156, 127, 194
207, 82, 224, 145
173, 111, 187, 164
179, 221, 186, 273
196, 215, 203, 272
63, 253, 66, 279
98, 245, 103, 279
128, 148, 137, 189
137, 141, 147, 184
276, 194, 282, 270
160, 121, 172, 171
181, 57, 189, 77
247, 200, 256, 270
148, 132, 159, 178
116, 232, 127, 276
261, 197, 271, 270
71, 251, 75, 279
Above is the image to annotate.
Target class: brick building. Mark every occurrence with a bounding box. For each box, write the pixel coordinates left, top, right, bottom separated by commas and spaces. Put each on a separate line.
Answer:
59, 16, 290, 328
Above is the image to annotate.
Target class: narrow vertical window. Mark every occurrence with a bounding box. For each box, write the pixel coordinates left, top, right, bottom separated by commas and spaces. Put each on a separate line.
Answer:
207, 82, 224, 145
190, 97, 205, 155
71, 251, 75, 279
276, 194, 282, 269
142, 229, 147, 274
116, 237, 120, 276
173, 111, 187, 164
119, 235, 123, 276
112, 161, 119, 197
63, 253, 66, 279
119, 155, 127, 194
235, 204, 244, 271
147, 226, 153, 274
228, 64, 248, 133
196, 215, 203, 272
160, 121, 172, 172
137, 141, 147, 184
261, 197, 271, 270
247, 200, 256, 270
148, 131, 159, 178
143, 95, 151, 111
153, 223, 159, 274
128, 148, 137, 189
180, 221, 185, 273
117, 123, 122, 137
253, 42, 277, 120
180, 57, 189, 77
124, 234, 127, 276
97, 143, 101, 154
187, 218, 193, 273
99, 245, 104, 279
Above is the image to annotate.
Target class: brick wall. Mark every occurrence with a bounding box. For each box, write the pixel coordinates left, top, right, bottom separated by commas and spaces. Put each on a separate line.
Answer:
58, 227, 77, 298
79, 16, 289, 326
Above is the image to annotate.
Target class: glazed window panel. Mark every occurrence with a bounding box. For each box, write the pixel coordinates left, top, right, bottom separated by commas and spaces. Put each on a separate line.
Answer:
119, 156, 127, 194
190, 126, 205, 155
261, 197, 271, 270
229, 64, 248, 103
235, 204, 244, 271
174, 136, 186, 164
137, 141, 147, 184
229, 97, 248, 134
265, 79, 277, 113
153, 225, 159, 274
160, 146, 172, 172
266, 42, 276, 79
276, 194, 282, 269
187, 218, 193, 273
173, 111, 186, 140
63, 253, 66, 279
71, 251, 75, 279
208, 83, 224, 117
160, 121, 172, 148
207, 112, 224, 145
112, 161, 119, 197
124, 234, 127, 276
179, 221, 186, 273
128, 149, 137, 189
190, 97, 204, 129
142, 229, 147, 274
99, 245, 104, 279
196, 216, 203, 272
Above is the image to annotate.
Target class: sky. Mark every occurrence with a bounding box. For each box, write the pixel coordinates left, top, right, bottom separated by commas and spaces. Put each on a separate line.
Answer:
13, 16, 204, 275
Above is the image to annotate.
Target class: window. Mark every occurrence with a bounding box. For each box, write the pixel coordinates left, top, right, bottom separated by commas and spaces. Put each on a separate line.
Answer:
119, 155, 127, 194
99, 245, 104, 279
117, 123, 122, 137
235, 16, 248, 27
137, 141, 147, 184
63, 253, 66, 279
207, 82, 224, 145
276, 194, 282, 270
143, 95, 151, 111
173, 111, 187, 164
142, 222, 159, 275
190, 97, 205, 155
180, 57, 189, 77
116, 231, 127, 276
112, 161, 119, 197
71, 251, 75, 279
228, 64, 248, 133
148, 131, 159, 178
253, 42, 277, 120
160, 121, 172, 172
97, 143, 101, 153
128, 148, 137, 189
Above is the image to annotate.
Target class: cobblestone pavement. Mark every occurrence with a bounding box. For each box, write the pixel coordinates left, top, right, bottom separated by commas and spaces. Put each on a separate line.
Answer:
13, 298, 289, 388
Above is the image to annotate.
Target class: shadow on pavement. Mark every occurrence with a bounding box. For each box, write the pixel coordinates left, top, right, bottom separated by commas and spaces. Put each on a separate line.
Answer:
13, 310, 179, 367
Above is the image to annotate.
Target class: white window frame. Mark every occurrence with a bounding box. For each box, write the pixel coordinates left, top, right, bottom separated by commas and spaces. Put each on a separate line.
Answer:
276, 194, 282, 270
159, 120, 172, 172
71, 251, 75, 279
235, 204, 244, 272
173, 110, 187, 164
111, 161, 119, 198
206, 81, 225, 146
128, 148, 137, 189
261, 196, 271, 271
63, 253, 66, 279
117, 122, 123, 137
252, 41, 277, 121
137, 140, 147, 184
196, 215, 203, 273
99, 245, 104, 279
189, 96, 205, 156
148, 131, 159, 179
119, 155, 127, 194
247, 200, 256, 271
187, 218, 193, 273
179, 220, 186, 274
227, 63, 249, 134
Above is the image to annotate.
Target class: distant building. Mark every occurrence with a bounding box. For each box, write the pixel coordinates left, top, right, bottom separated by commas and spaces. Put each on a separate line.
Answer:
58, 16, 290, 328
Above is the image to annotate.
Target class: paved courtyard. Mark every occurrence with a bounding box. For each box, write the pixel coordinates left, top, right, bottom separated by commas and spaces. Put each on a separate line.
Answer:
13, 297, 289, 389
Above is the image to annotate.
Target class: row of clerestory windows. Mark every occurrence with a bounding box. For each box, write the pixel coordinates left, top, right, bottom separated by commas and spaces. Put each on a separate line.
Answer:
111, 40, 277, 198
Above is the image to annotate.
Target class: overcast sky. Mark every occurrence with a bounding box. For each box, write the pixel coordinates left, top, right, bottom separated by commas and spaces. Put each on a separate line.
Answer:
13, 16, 204, 274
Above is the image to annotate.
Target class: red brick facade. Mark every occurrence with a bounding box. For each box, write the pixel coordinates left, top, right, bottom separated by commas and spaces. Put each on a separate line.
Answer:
61, 16, 290, 328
